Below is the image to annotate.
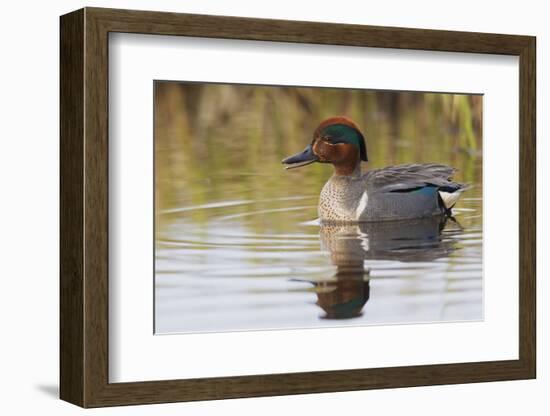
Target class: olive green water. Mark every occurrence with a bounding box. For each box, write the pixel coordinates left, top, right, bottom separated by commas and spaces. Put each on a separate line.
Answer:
154, 83, 483, 334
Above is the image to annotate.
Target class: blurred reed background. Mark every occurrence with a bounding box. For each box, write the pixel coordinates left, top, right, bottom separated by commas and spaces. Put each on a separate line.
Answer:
155, 82, 481, 222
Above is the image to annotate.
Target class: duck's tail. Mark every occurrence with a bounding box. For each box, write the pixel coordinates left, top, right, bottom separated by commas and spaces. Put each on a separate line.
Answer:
438, 184, 471, 216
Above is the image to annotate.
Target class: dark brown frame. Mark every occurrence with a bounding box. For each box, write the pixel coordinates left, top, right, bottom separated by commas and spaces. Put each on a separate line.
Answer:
60, 7, 536, 408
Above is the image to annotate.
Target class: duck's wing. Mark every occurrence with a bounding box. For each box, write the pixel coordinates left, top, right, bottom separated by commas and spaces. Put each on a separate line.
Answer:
365, 163, 465, 194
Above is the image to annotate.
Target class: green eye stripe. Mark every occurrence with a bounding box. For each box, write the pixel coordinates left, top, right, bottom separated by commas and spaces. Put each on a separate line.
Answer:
322, 124, 362, 148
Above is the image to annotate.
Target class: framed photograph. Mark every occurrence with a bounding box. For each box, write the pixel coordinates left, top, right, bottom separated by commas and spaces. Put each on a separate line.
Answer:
60, 7, 536, 408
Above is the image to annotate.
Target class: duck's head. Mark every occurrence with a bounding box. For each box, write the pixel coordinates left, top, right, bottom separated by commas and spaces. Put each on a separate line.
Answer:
282, 116, 367, 175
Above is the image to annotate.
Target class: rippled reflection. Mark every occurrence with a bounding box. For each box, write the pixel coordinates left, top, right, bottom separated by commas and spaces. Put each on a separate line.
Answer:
155, 195, 482, 334
304, 216, 457, 320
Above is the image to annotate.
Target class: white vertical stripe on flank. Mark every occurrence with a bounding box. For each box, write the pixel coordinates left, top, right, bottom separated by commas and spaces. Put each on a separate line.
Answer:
356, 191, 368, 220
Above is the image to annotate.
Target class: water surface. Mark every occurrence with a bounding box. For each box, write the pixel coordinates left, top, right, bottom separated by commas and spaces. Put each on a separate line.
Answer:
155, 189, 482, 333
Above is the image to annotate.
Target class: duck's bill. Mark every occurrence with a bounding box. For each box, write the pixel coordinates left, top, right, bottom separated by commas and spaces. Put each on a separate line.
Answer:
282, 144, 319, 170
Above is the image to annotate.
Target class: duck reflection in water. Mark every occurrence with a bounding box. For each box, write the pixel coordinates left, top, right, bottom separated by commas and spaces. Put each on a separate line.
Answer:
308, 215, 459, 320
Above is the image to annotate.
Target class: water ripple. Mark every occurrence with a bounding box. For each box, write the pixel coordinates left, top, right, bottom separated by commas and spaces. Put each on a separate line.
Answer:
156, 192, 483, 333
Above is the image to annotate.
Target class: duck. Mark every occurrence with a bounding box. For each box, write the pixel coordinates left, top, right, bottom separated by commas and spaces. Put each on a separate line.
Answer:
282, 116, 468, 223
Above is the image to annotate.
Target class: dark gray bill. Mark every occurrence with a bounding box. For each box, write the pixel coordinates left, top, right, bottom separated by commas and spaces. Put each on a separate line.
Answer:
282, 144, 319, 170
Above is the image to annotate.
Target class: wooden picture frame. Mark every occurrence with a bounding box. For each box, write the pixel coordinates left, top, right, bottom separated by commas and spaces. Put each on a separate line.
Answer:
60, 7, 536, 408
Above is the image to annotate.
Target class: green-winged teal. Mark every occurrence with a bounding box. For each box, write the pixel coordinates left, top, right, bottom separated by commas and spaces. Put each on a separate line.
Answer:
282, 116, 468, 223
